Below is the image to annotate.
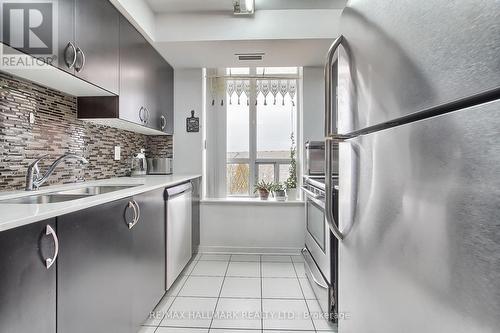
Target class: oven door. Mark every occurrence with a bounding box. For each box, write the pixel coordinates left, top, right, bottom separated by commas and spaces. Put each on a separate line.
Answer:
304, 193, 332, 284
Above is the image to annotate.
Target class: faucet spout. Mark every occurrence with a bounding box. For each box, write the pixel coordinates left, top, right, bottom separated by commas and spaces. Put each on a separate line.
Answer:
25, 153, 89, 191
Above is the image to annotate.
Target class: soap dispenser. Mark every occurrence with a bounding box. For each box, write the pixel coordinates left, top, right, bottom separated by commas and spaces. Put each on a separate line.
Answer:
131, 149, 147, 176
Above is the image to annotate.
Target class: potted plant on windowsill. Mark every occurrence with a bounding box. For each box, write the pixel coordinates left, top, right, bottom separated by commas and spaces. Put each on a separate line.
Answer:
285, 132, 298, 200
272, 182, 287, 201
254, 180, 273, 200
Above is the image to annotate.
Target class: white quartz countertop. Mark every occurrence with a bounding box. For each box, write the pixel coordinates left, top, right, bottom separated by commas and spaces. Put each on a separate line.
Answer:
0, 174, 201, 232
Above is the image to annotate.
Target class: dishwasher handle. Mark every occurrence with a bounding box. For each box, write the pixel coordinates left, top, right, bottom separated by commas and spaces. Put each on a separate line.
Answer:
165, 182, 192, 200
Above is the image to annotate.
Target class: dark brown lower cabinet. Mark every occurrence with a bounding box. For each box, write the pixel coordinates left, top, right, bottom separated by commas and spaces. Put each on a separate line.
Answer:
0, 219, 57, 333
131, 188, 166, 327
0, 189, 166, 333
57, 198, 134, 333
57, 191, 166, 333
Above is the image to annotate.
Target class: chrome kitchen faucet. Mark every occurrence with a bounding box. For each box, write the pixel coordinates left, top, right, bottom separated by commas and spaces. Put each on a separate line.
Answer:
25, 154, 89, 191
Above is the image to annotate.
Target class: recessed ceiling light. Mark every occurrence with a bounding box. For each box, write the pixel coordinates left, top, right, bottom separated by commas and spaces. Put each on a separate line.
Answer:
233, 0, 255, 15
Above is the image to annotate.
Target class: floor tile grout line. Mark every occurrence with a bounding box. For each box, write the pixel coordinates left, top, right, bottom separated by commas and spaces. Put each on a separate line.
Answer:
208, 257, 231, 330
291, 258, 317, 332
260, 254, 264, 333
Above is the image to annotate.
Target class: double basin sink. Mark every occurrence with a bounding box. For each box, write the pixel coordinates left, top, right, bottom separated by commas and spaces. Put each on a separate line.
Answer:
0, 185, 138, 204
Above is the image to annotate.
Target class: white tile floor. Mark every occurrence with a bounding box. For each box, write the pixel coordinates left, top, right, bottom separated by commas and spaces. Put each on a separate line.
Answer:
140, 253, 337, 333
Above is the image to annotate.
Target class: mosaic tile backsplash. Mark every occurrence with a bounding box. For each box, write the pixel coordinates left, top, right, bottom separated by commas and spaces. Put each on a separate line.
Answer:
0, 73, 173, 191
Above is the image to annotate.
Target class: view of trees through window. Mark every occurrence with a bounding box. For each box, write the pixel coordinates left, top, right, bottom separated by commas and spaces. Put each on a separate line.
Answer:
226, 67, 298, 196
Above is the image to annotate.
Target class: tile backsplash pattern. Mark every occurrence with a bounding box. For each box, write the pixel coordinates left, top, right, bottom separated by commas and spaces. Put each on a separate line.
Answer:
0, 73, 172, 191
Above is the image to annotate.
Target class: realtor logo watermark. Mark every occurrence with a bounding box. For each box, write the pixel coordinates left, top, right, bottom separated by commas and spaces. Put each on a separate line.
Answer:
1, 0, 58, 69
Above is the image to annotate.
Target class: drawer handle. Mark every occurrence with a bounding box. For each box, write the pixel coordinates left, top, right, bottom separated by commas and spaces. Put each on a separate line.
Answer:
128, 200, 141, 229
45, 225, 59, 269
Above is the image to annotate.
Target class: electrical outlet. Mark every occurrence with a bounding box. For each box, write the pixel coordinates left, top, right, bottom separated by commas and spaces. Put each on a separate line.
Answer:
29, 112, 35, 124
114, 146, 121, 160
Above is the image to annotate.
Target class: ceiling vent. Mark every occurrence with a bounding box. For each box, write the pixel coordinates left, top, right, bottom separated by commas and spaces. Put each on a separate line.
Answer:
236, 53, 264, 61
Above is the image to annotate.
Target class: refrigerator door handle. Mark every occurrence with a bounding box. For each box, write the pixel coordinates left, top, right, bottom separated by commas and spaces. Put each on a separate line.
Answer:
325, 35, 345, 242
326, 138, 344, 241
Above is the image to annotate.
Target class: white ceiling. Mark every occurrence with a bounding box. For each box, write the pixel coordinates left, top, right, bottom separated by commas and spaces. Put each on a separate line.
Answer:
155, 39, 335, 68
112, 0, 346, 68
146, 0, 347, 13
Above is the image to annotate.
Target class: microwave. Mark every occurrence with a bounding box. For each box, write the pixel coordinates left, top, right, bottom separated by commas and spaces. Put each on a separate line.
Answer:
305, 141, 339, 176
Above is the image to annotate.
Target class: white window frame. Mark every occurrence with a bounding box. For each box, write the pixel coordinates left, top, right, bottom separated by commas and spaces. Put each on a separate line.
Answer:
204, 67, 302, 198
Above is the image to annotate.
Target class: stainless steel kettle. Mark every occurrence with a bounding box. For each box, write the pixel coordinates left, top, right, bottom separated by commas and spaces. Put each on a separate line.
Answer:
131, 149, 147, 176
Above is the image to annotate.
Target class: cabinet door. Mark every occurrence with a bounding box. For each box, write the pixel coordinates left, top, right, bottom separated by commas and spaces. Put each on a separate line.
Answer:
119, 15, 147, 125
57, 199, 134, 333
156, 54, 174, 134
74, 0, 119, 94
130, 188, 166, 328
0, 0, 75, 74
141, 42, 158, 129
0, 219, 57, 333
56, 0, 76, 74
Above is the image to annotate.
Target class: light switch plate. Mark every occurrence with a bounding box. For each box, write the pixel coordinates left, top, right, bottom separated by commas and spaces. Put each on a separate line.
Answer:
114, 146, 121, 160
29, 112, 35, 124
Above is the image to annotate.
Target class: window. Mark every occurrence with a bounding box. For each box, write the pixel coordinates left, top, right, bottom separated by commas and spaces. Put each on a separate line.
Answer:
223, 67, 299, 197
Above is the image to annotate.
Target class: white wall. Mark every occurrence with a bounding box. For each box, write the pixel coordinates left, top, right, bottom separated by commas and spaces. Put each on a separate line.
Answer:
173, 69, 204, 174
199, 201, 305, 254
301, 67, 325, 173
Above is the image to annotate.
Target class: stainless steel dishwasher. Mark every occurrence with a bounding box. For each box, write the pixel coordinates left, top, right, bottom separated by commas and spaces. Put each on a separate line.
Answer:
165, 182, 193, 290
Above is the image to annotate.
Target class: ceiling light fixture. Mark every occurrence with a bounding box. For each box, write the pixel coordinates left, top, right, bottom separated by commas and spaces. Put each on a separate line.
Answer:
233, 0, 255, 15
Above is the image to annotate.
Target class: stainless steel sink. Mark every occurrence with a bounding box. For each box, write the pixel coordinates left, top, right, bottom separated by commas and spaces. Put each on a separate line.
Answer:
53, 185, 137, 196
0, 194, 90, 204
0, 185, 139, 204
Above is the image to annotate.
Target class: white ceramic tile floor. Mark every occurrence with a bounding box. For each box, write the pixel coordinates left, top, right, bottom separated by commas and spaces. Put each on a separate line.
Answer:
220, 277, 261, 298
140, 254, 338, 333
191, 260, 229, 276
261, 262, 296, 278
226, 261, 261, 277
178, 276, 224, 297
262, 278, 303, 299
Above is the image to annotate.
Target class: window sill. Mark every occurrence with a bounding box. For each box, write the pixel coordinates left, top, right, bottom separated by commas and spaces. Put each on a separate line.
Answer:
201, 197, 305, 206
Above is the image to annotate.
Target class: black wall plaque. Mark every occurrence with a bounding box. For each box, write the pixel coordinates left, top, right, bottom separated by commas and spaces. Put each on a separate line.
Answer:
186, 110, 199, 132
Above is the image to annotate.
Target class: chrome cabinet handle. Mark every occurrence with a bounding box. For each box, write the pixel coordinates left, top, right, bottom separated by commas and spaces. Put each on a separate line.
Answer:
74, 47, 86, 72
324, 35, 345, 242
45, 225, 59, 269
127, 200, 140, 229
64, 42, 77, 69
160, 115, 166, 130
139, 107, 145, 122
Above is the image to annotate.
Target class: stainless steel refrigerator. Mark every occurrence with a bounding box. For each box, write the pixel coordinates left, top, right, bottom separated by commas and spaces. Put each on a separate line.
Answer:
323, 1, 500, 332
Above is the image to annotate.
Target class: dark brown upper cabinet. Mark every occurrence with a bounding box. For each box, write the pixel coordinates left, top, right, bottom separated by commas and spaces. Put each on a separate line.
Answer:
119, 15, 150, 125
72, 0, 120, 94
0, 0, 119, 95
78, 15, 174, 135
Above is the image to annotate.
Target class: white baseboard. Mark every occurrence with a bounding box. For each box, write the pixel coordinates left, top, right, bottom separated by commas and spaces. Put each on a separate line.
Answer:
196, 245, 302, 255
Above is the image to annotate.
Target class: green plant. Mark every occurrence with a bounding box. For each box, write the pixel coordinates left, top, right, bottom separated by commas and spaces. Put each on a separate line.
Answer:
271, 182, 286, 192
253, 180, 274, 193
285, 132, 297, 189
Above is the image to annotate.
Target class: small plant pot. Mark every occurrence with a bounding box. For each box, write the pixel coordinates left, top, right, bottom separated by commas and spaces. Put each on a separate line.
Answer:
286, 188, 297, 201
258, 189, 270, 200
274, 189, 287, 201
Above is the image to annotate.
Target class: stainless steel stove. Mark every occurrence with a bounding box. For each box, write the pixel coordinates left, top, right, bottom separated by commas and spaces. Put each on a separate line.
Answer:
301, 175, 339, 322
